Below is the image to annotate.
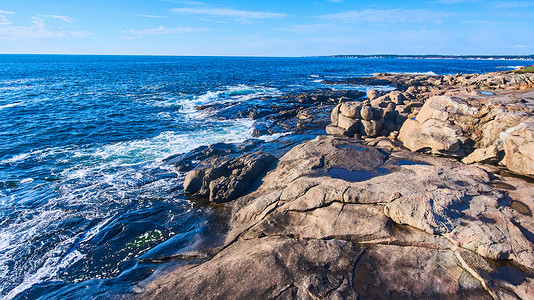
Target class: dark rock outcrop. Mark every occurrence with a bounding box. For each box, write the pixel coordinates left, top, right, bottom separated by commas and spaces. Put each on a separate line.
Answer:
183, 151, 275, 203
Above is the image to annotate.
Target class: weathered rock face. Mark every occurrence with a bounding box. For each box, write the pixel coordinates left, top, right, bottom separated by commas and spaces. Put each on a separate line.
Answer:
141, 136, 534, 299
396, 92, 534, 177
183, 151, 275, 203
502, 122, 534, 177
398, 95, 472, 157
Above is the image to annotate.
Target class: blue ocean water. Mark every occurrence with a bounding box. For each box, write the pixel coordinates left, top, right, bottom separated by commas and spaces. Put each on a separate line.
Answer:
0, 55, 532, 299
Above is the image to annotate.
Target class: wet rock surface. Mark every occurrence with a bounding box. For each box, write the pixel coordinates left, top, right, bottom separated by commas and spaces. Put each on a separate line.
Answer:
141, 136, 534, 299
183, 151, 275, 203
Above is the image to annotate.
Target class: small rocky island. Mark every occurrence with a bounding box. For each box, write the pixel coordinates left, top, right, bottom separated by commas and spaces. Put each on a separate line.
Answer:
138, 68, 534, 299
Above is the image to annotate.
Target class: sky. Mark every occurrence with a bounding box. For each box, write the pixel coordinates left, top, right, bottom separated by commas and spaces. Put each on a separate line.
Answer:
0, 0, 533, 56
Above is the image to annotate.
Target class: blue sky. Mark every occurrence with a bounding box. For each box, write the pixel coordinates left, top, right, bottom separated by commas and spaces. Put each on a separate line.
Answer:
0, 0, 533, 56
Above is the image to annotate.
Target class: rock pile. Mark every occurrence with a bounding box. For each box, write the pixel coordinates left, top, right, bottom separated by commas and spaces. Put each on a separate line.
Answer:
326, 89, 421, 138
397, 92, 534, 177
325, 70, 534, 178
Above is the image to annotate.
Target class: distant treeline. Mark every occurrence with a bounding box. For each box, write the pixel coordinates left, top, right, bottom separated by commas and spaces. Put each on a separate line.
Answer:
323, 54, 534, 61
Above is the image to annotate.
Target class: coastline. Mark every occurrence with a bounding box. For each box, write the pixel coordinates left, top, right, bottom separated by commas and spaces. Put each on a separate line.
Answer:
323, 55, 534, 61
133, 68, 534, 299
135, 67, 534, 299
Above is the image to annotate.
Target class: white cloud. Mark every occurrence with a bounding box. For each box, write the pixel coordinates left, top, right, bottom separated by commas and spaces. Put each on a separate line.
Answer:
137, 14, 169, 19
169, 7, 287, 22
492, 1, 534, 8
38, 15, 73, 23
163, 0, 206, 5
434, 0, 481, 3
283, 23, 351, 34
122, 26, 209, 38
327, 0, 344, 3
0, 15, 91, 40
0, 9, 15, 25
318, 9, 453, 23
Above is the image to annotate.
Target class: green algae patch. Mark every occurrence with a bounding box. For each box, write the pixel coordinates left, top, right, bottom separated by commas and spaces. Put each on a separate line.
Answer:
126, 230, 163, 249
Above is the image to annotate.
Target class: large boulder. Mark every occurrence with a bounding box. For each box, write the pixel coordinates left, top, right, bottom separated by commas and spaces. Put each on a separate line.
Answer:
501, 122, 534, 177
184, 151, 275, 203
398, 117, 466, 156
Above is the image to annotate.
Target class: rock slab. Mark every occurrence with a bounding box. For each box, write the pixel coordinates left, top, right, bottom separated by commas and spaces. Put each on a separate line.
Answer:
142, 136, 534, 299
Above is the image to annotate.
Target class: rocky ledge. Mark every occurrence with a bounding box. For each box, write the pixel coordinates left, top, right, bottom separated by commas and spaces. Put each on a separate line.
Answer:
138, 69, 534, 299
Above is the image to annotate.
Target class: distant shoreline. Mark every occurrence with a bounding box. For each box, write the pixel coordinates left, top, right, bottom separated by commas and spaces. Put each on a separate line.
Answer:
0, 54, 533, 61
322, 54, 534, 61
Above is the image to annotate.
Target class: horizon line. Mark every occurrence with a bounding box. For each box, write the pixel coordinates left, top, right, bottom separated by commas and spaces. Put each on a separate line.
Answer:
0, 53, 533, 59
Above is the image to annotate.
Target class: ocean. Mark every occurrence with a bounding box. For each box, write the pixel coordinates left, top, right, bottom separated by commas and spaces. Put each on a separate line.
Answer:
0, 55, 532, 299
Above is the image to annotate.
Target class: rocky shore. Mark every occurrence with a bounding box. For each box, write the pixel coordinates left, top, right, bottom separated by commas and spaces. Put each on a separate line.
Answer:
137, 68, 534, 299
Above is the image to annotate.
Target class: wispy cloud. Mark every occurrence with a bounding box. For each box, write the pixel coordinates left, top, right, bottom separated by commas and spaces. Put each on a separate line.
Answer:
282, 23, 351, 34
0, 9, 15, 25
492, 1, 534, 8
38, 15, 73, 23
0, 14, 91, 40
169, 7, 288, 22
163, 0, 206, 5
434, 0, 481, 3
122, 26, 209, 38
318, 9, 453, 23
137, 14, 169, 19
327, 0, 344, 3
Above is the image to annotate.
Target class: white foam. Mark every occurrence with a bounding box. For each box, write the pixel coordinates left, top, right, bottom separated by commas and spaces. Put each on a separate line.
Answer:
81, 219, 113, 243
496, 66, 526, 69
0, 209, 79, 299
257, 132, 291, 142
57, 250, 84, 269
178, 85, 282, 117
20, 178, 34, 185
1, 153, 30, 164
0, 102, 24, 109
0, 147, 66, 165
390, 71, 438, 76
0, 85, 275, 298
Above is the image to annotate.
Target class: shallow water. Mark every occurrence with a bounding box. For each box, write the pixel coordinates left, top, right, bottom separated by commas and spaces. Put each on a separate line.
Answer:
1, 55, 532, 299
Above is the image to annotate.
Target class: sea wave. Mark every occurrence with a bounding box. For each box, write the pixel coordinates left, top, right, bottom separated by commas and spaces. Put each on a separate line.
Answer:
179, 85, 282, 116
389, 71, 438, 76
0, 102, 24, 109
496, 66, 527, 69
0, 115, 257, 298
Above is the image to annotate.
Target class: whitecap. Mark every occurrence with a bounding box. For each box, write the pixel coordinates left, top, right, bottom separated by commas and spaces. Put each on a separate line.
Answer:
1, 153, 30, 164
20, 178, 34, 185
0, 102, 24, 109
496, 66, 528, 69
179, 84, 282, 117
389, 71, 438, 76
